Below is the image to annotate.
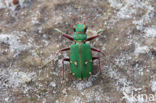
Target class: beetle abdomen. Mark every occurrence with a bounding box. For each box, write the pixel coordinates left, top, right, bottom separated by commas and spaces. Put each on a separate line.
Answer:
70, 43, 92, 79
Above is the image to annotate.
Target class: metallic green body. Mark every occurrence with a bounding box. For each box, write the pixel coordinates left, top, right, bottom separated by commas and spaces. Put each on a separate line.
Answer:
70, 43, 92, 79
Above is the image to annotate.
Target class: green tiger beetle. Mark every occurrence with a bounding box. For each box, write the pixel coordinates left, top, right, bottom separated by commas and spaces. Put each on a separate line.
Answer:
55, 21, 105, 80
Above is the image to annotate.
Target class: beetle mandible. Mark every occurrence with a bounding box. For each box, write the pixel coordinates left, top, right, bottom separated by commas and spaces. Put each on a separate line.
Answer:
56, 21, 105, 79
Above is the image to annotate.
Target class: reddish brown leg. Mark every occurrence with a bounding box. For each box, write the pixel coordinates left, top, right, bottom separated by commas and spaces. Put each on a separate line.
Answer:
86, 35, 99, 41
91, 47, 105, 56
63, 34, 74, 41
62, 58, 70, 79
92, 57, 101, 74
56, 47, 70, 55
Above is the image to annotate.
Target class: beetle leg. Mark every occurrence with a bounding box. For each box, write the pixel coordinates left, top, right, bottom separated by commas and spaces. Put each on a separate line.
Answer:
86, 35, 99, 41
91, 47, 105, 56
56, 47, 70, 55
63, 34, 74, 41
62, 58, 70, 79
92, 57, 101, 74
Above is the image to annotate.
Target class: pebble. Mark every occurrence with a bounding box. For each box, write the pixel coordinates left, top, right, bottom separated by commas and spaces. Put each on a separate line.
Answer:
49, 81, 56, 87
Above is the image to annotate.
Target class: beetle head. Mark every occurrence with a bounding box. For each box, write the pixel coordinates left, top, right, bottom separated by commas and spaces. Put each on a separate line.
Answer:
73, 23, 87, 41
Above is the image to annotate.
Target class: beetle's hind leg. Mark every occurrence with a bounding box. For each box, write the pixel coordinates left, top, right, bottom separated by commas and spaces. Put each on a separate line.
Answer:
92, 57, 101, 74
56, 47, 70, 55
62, 58, 70, 79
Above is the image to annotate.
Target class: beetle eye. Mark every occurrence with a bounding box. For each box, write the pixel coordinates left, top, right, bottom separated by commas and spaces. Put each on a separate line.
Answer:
84, 26, 88, 33
73, 28, 76, 32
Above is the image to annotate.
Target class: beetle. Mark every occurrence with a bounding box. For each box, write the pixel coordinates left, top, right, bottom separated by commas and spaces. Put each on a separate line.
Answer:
56, 22, 105, 79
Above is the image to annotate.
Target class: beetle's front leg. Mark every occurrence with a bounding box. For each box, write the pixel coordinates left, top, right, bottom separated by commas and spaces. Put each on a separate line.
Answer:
86, 35, 99, 41
56, 48, 70, 55
92, 57, 101, 74
62, 58, 70, 79
63, 34, 74, 41
91, 47, 105, 56
86, 30, 104, 41
54, 28, 73, 41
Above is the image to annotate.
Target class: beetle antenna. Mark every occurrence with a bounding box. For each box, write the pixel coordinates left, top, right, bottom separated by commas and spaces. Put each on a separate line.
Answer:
71, 14, 77, 22
83, 15, 90, 24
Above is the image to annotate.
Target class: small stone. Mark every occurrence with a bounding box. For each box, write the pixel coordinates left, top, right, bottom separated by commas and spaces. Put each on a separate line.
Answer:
62, 88, 67, 95
74, 4, 79, 9
151, 81, 156, 92
5, 97, 9, 102
49, 81, 56, 87
65, 78, 69, 82
14, 69, 19, 72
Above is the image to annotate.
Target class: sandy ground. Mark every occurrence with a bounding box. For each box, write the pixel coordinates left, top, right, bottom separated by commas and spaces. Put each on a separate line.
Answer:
0, 0, 156, 103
